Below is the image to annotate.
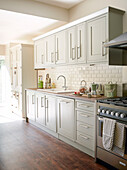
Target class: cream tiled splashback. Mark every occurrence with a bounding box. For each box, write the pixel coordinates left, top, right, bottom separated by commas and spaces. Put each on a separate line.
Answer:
38, 64, 123, 96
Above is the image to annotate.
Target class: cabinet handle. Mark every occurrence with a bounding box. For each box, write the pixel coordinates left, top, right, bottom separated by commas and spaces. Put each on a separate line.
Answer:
91, 26, 92, 56
60, 100, 71, 104
102, 41, 107, 56
37, 97, 38, 118
70, 33, 72, 59
79, 124, 89, 129
46, 41, 48, 62
72, 47, 76, 60
41, 97, 44, 107
59, 103, 61, 128
51, 52, 54, 63
119, 161, 126, 167
32, 95, 34, 104
55, 37, 59, 62
80, 113, 89, 118
36, 45, 38, 63
79, 104, 90, 108
80, 134, 89, 140
41, 54, 43, 64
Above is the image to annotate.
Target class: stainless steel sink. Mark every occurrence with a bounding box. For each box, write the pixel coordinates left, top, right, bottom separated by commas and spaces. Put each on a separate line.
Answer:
37, 89, 74, 94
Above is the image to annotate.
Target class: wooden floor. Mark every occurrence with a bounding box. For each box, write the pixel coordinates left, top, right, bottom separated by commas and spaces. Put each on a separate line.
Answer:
0, 120, 108, 170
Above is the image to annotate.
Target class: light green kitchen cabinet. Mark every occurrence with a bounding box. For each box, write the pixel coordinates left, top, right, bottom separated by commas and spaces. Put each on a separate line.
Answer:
87, 15, 108, 63
35, 92, 46, 126
45, 95, 56, 132
34, 39, 45, 69
67, 22, 86, 64
57, 98, 75, 140
27, 90, 35, 121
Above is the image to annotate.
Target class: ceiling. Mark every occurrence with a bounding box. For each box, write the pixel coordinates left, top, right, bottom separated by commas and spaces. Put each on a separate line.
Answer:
0, 10, 66, 45
34, 0, 84, 9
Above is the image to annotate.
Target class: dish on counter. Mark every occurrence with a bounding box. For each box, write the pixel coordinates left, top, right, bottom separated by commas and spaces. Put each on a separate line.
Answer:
72, 92, 83, 96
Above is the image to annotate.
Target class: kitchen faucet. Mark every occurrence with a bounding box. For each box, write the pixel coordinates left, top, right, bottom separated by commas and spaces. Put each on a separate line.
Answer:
57, 75, 67, 90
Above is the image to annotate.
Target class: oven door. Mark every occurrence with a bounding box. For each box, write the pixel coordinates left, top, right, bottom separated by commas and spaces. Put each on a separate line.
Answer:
97, 116, 127, 160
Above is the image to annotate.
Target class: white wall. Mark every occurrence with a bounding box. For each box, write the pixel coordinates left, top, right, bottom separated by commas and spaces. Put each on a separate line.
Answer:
69, 0, 127, 32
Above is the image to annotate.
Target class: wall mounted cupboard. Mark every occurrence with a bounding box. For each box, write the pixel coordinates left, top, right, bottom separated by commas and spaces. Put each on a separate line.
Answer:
34, 7, 124, 69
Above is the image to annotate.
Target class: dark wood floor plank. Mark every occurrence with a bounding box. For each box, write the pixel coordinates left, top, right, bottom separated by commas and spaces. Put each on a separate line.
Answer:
0, 120, 108, 170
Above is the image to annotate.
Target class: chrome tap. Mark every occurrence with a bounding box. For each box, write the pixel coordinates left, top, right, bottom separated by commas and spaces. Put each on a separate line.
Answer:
57, 75, 67, 90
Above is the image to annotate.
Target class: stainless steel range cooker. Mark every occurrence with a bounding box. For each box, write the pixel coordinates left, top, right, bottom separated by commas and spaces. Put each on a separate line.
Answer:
96, 97, 127, 170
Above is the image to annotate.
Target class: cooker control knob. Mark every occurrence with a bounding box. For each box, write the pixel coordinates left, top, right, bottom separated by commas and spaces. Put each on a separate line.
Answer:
120, 113, 125, 118
98, 109, 101, 113
115, 112, 120, 117
102, 109, 106, 114
111, 111, 115, 116
106, 110, 110, 114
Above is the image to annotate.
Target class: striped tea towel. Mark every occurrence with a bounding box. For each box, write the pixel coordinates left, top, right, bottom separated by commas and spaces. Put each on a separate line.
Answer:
103, 118, 116, 151
112, 122, 125, 156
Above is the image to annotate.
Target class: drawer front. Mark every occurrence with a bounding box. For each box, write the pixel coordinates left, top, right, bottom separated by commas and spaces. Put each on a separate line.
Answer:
77, 121, 94, 137
76, 100, 94, 112
77, 110, 95, 125
77, 132, 95, 151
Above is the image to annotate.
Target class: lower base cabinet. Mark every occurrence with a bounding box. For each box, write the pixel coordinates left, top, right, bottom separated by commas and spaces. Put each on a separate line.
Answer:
26, 90, 95, 157
57, 98, 75, 141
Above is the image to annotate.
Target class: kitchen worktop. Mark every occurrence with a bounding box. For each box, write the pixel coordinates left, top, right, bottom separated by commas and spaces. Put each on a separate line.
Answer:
26, 88, 107, 102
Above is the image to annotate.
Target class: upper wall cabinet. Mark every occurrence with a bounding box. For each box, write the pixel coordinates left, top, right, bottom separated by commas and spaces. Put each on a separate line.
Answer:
34, 39, 45, 69
55, 31, 66, 64
34, 7, 124, 68
67, 22, 86, 64
87, 15, 108, 63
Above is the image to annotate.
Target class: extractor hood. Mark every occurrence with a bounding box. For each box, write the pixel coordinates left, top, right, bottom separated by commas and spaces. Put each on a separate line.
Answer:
104, 32, 127, 49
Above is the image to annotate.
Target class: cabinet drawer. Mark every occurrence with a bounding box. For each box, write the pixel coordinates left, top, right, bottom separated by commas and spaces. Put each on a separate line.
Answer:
77, 132, 95, 151
77, 121, 94, 137
77, 110, 95, 125
76, 100, 94, 112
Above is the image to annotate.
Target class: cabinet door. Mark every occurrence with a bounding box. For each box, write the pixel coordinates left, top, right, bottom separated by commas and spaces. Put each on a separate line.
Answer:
77, 23, 86, 63
55, 31, 66, 64
27, 90, 35, 121
87, 15, 108, 63
45, 95, 56, 132
34, 39, 45, 68
57, 98, 74, 140
45, 35, 55, 65
68, 26, 77, 63
36, 93, 45, 126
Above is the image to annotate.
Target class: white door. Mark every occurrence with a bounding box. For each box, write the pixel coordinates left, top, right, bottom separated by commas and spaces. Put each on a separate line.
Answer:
34, 39, 45, 68
36, 92, 45, 126
45, 95, 56, 132
55, 31, 66, 64
67, 26, 77, 63
27, 90, 35, 121
45, 35, 55, 65
87, 15, 108, 63
77, 22, 86, 63
57, 98, 74, 140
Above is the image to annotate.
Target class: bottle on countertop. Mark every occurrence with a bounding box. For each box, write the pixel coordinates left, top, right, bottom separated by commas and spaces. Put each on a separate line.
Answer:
45, 74, 51, 89
38, 75, 43, 89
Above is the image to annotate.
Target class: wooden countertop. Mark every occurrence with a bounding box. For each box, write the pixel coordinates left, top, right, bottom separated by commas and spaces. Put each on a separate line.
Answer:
26, 88, 107, 102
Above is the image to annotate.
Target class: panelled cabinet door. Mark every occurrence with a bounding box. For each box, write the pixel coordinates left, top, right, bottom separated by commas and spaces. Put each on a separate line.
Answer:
87, 15, 108, 63
67, 26, 77, 63
27, 91, 35, 121
34, 39, 45, 68
55, 31, 66, 64
45, 35, 55, 65
36, 93, 45, 126
45, 95, 56, 132
77, 23, 86, 63
57, 98, 74, 140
